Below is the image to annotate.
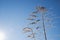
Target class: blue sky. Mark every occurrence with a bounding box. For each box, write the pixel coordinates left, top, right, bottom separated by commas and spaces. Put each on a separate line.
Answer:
0, 0, 60, 40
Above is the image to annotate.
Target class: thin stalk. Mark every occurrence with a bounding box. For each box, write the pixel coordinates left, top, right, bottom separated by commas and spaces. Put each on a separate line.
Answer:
31, 29, 36, 40
42, 13, 47, 40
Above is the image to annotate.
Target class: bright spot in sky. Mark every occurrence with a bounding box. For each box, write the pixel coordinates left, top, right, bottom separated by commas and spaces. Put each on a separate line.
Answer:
0, 32, 6, 40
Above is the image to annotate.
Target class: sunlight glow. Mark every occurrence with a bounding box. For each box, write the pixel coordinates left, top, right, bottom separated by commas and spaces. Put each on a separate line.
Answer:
0, 32, 6, 40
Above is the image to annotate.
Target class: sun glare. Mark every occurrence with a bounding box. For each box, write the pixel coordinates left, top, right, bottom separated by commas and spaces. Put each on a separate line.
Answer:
0, 32, 6, 40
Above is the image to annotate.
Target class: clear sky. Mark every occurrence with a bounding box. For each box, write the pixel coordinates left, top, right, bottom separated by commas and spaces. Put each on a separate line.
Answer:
0, 0, 60, 40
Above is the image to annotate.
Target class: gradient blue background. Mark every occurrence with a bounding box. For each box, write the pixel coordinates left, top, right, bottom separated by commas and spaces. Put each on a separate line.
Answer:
0, 0, 60, 40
